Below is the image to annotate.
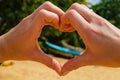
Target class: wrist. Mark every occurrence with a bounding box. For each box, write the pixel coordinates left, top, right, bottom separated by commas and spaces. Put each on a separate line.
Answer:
0, 35, 8, 62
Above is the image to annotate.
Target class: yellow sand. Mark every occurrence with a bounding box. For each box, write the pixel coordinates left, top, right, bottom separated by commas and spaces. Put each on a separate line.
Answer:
0, 56, 120, 80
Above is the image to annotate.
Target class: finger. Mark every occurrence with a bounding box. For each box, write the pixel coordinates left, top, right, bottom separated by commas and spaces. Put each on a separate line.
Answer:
60, 13, 75, 32
39, 9, 59, 27
60, 24, 75, 32
63, 26, 75, 32
35, 47, 61, 75
33, 1, 64, 16
68, 3, 96, 23
32, 1, 64, 28
31, 9, 59, 38
62, 51, 95, 75
65, 9, 91, 41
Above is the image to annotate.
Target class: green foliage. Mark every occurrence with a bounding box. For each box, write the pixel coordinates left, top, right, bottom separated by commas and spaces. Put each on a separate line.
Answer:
92, 0, 120, 28
0, 0, 87, 35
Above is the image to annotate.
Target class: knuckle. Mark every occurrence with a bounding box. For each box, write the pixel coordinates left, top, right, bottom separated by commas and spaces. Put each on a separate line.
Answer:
43, 1, 52, 8
71, 3, 79, 9
67, 9, 76, 16
39, 9, 46, 15
39, 9, 57, 23
37, 9, 47, 19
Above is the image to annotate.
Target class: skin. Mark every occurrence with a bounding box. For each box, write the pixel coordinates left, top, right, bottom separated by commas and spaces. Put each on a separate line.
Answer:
0, 1, 65, 75
0, 1, 120, 76
61, 3, 120, 75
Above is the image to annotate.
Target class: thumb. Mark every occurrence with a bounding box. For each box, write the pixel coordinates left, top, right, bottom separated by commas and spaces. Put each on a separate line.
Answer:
34, 47, 61, 75
61, 50, 96, 76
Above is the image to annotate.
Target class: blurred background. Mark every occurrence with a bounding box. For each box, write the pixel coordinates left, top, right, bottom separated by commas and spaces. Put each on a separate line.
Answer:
0, 0, 120, 58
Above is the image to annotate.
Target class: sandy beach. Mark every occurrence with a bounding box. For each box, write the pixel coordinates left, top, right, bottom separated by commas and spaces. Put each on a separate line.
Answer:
0, 56, 120, 80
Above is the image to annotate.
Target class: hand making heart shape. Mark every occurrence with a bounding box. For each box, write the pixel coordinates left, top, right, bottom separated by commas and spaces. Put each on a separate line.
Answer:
0, 1, 120, 76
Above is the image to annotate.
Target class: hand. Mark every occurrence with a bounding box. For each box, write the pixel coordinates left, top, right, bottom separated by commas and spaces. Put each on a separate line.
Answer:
61, 3, 120, 75
0, 1, 64, 75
